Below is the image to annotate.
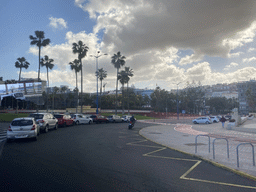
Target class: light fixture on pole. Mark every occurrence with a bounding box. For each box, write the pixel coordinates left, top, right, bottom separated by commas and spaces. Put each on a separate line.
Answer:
90, 51, 107, 114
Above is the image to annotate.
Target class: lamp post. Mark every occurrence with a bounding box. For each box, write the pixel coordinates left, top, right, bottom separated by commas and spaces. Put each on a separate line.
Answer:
90, 51, 107, 114
176, 82, 182, 120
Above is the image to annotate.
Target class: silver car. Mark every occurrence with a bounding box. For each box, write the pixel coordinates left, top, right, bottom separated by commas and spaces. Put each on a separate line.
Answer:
192, 117, 212, 124
29, 113, 58, 133
7, 117, 40, 141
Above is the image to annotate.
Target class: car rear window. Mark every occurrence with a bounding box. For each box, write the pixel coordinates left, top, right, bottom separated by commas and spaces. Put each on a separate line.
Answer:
54, 115, 63, 118
29, 114, 44, 119
11, 120, 33, 126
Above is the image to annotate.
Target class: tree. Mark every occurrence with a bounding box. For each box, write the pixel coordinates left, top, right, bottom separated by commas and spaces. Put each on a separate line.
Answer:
70, 59, 81, 113
124, 67, 133, 114
29, 31, 50, 81
111, 51, 126, 114
52, 86, 59, 110
118, 70, 127, 114
72, 40, 89, 113
15, 57, 30, 81
97, 68, 107, 111
246, 86, 256, 112
40, 55, 54, 87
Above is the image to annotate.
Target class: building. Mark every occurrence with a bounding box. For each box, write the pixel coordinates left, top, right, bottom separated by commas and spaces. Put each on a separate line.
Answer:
237, 80, 256, 115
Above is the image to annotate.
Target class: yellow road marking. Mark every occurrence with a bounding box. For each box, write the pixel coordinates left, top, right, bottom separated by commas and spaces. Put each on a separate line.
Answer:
122, 135, 256, 189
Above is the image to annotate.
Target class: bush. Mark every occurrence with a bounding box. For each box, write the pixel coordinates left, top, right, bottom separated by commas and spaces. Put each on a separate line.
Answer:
229, 119, 236, 122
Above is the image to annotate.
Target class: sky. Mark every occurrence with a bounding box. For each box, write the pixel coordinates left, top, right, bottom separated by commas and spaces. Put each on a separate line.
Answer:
1, 0, 256, 92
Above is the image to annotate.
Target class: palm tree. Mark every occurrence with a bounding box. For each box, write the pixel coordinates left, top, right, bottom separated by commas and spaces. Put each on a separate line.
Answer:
69, 59, 81, 113
97, 68, 107, 112
72, 40, 89, 113
52, 86, 59, 110
118, 70, 127, 114
111, 51, 126, 114
15, 57, 30, 81
124, 67, 134, 114
29, 31, 50, 81
40, 55, 54, 87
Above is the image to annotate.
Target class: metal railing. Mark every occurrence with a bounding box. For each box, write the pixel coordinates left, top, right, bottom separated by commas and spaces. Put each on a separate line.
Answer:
236, 143, 255, 168
212, 138, 229, 159
195, 134, 210, 153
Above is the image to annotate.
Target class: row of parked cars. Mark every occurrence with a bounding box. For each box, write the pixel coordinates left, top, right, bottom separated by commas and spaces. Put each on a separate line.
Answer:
7, 113, 133, 142
192, 115, 232, 124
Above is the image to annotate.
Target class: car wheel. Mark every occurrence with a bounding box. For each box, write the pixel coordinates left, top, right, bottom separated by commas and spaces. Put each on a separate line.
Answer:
213, 120, 217, 123
6, 138, 12, 143
63, 123, 67, 127
73, 121, 76, 126
76, 121, 79, 125
113, 120, 116, 123
44, 125, 49, 133
193, 121, 197, 124
54, 123, 58, 130
206, 121, 209, 124
88, 121, 91, 125
37, 128, 40, 136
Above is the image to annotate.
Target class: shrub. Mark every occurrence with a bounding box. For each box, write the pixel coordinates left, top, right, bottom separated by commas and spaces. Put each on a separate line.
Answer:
229, 119, 236, 122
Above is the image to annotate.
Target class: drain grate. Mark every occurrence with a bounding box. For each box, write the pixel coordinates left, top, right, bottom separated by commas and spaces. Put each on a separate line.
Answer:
148, 132, 162, 134
185, 143, 206, 146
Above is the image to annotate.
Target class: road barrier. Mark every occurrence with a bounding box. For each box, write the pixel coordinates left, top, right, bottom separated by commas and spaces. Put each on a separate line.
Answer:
236, 143, 255, 168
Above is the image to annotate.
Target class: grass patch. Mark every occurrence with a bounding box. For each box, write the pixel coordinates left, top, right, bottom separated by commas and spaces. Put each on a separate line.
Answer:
0, 113, 29, 122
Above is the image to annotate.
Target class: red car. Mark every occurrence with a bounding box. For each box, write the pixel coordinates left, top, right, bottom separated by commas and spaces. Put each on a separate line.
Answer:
90, 115, 109, 123
54, 114, 75, 127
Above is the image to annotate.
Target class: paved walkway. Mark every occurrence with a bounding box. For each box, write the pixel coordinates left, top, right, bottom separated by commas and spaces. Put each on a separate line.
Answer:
139, 117, 256, 179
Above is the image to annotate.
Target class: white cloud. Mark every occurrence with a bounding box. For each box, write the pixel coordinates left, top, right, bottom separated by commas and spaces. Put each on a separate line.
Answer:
49, 17, 68, 30
223, 62, 239, 71
248, 48, 256, 52
243, 57, 256, 63
228, 52, 243, 58
179, 53, 204, 66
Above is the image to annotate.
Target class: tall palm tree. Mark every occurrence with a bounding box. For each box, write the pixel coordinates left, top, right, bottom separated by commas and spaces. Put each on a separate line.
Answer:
15, 57, 30, 81
118, 70, 127, 114
52, 86, 59, 110
40, 55, 54, 87
111, 51, 126, 115
72, 40, 89, 113
69, 59, 81, 113
29, 31, 50, 81
124, 67, 134, 114
97, 68, 107, 112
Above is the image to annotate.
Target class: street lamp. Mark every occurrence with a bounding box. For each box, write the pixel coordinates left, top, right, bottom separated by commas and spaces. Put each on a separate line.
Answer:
90, 51, 107, 114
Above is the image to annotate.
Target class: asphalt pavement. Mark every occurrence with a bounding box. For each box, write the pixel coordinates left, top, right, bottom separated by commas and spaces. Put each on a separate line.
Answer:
139, 117, 256, 180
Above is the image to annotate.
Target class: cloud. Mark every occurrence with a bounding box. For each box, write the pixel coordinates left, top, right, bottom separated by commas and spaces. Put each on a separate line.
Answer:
76, 0, 256, 58
49, 17, 68, 30
223, 62, 239, 71
179, 53, 204, 66
243, 57, 256, 63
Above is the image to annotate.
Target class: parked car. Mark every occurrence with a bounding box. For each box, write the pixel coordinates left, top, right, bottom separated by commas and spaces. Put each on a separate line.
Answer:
54, 114, 75, 127
7, 117, 40, 141
91, 115, 109, 123
225, 115, 232, 120
210, 116, 219, 123
29, 113, 58, 133
192, 117, 212, 124
71, 114, 93, 125
122, 115, 132, 123
107, 115, 124, 123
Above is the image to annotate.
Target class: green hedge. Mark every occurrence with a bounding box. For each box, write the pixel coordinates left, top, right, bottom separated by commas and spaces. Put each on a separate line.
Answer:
0, 113, 29, 122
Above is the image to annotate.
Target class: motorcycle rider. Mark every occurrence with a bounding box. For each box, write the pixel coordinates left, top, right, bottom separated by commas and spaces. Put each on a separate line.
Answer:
130, 115, 136, 126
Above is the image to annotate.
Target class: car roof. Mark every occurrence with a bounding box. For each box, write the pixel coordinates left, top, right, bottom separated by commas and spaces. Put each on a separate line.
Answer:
13, 117, 35, 121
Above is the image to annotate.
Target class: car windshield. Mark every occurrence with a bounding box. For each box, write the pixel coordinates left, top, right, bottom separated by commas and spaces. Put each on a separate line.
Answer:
11, 120, 33, 126
54, 115, 63, 118
29, 114, 44, 119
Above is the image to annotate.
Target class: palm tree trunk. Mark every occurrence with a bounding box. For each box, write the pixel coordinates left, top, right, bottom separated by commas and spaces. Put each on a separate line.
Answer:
46, 67, 49, 112
122, 83, 124, 115
38, 46, 41, 81
127, 82, 130, 115
19, 68, 22, 82
80, 58, 83, 114
115, 68, 119, 115
100, 79, 102, 112
76, 72, 78, 114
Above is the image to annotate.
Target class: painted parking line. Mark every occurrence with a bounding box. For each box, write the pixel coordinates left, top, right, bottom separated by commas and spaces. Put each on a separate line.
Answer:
123, 134, 256, 189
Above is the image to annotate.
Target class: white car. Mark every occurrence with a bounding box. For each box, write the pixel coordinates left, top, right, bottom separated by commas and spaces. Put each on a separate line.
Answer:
192, 117, 212, 124
210, 116, 219, 123
122, 115, 132, 122
7, 117, 40, 141
71, 114, 93, 125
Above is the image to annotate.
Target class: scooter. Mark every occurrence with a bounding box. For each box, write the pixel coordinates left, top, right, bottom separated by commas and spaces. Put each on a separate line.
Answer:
128, 120, 136, 129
